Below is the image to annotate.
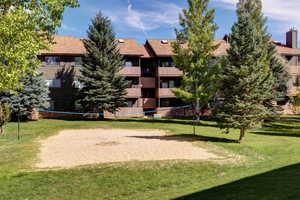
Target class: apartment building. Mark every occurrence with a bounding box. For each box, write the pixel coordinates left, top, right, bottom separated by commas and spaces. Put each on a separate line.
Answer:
39, 29, 300, 117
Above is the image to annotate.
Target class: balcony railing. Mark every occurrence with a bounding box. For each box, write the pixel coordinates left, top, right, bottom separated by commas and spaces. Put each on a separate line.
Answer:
125, 88, 141, 98
158, 67, 183, 77
158, 88, 176, 98
120, 66, 141, 76
141, 77, 156, 88
143, 98, 156, 108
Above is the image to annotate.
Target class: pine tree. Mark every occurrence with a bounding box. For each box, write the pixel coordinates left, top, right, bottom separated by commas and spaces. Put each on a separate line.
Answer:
78, 12, 128, 120
172, 0, 221, 123
0, 72, 49, 121
239, 0, 289, 107
216, 2, 277, 142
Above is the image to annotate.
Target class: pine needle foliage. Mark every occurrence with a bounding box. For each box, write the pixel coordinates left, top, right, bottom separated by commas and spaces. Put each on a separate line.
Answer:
216, 0, 280, 142
0, 73, 49, 121
78, 12, 128, 120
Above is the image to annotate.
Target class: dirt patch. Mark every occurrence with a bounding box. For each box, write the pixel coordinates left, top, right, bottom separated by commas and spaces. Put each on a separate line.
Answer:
37, 129, 221, 168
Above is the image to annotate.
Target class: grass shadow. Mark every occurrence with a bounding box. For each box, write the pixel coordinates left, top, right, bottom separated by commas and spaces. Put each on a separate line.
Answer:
174, 163, 300, 200
252, 121, 300, 138
127, 134, 238, 144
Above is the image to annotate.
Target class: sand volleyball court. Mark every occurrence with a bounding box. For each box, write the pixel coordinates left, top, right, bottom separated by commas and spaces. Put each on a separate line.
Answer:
37, 129, 220, 168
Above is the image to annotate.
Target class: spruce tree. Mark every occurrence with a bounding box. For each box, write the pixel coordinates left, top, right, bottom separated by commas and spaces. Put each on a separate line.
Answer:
216, 2, 276, 142
239, 0, 289, 107
172, 0, 221, 123
0, 72, 49, 121
78, 12, 128, 120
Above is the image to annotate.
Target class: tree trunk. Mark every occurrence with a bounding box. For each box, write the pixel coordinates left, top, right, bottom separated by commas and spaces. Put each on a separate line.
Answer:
238, 128, 246, 143
195, 98, 201, 122
193, 100, 201, 135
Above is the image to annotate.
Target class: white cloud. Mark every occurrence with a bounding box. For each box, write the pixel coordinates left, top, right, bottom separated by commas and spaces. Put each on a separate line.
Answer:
214, 0, 300, 29
115, 0, 182, 36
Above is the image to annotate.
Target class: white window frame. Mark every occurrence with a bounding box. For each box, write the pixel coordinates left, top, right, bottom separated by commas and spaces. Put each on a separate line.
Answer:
45, 56, 60, 66
46, 79, 61, 88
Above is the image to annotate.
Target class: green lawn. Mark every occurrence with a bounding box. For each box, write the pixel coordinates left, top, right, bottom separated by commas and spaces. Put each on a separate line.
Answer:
1, 117, 300, 199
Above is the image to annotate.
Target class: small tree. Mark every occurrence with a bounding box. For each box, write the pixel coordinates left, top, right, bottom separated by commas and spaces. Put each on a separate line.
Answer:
0, 102, 11, 134
0, 73, 49, 121
78, 12, 128, 120
216, 1, 277, 142
172, 0, 221, 123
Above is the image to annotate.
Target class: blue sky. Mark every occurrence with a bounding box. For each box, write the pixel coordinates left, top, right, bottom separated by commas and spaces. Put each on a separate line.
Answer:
59, 0, 300, 44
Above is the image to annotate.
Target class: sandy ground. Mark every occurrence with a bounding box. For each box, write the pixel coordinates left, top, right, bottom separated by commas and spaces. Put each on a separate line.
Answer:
37, 129, 220, 168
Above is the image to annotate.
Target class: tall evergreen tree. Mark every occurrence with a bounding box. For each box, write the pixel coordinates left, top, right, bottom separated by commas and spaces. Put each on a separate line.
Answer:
78, 12, 128, 120
216, 1, 277, 142
172, 0, 221, 123
0, 72, 49, 121
239, 0, 289, 106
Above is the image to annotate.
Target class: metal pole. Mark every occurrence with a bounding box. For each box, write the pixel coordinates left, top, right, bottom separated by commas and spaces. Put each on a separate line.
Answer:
193, 114, 196, 135
17, 109, 20, 141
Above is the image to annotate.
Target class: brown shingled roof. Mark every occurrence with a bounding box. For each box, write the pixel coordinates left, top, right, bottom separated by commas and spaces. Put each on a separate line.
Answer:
117, 38, 144, 56
41, 36, 144, 56
146, 39, 177, 57
41, 36, 86, 55
146, 39, 229, 57
214, 40, 230, 56
42, 36, 300, 57
276, 44, 300, 55
146, 38, 300, 57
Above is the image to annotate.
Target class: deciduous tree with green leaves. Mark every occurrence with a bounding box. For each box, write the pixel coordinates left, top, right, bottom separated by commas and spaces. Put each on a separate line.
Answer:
172, 0, 221, 123
0, 0, 79, 90
216, 0, 278, 142
78, 12, 128, 120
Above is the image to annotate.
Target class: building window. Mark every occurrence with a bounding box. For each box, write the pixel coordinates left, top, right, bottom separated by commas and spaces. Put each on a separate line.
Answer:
160, 59, 175, 67
75, 57, 82, 67
160, 78, 180, 88
45, 56, 60, 66
125, 61, 133, 67
126, 77, 139, 88
46, 79, 61, 88
160, 98, 184, 107
125, 57, 139, 67
126, 99, 138, 107
277, 96, 289, 106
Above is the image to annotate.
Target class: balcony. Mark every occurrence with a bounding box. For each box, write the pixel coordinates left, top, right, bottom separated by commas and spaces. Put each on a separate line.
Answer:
125, 88, 141, 98
158, 88, 176, 98
141, 77, 156, 88
158, 67, 183, 77
143, 98, 156, 108
286, 66, 300, 74
120, 67, 141, 77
